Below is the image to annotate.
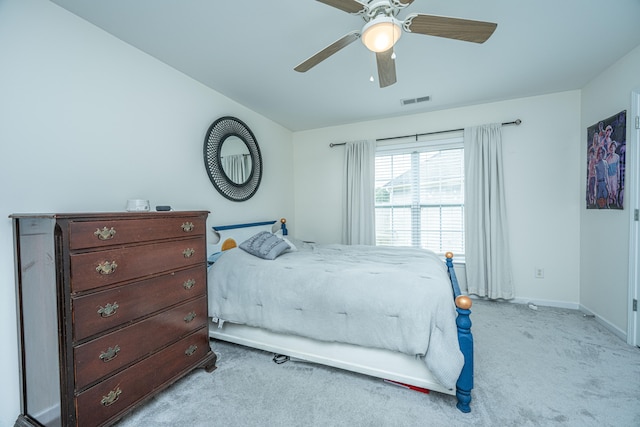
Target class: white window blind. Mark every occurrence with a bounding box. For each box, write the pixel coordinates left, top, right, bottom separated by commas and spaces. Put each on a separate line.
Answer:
374, 135, 465, 256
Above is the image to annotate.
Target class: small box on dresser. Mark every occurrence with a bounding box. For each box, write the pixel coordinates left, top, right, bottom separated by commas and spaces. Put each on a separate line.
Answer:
11, 211, 217, 427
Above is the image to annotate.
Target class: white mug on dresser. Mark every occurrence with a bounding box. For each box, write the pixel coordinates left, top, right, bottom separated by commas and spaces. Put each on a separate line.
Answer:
125, 199, 150, 212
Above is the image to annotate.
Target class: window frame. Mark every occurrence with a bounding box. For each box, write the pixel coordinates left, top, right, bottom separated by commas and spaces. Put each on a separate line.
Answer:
374, 133, 465, 257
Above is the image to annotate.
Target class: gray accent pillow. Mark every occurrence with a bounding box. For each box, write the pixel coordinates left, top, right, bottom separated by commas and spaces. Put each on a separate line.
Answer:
239, 231, 290, 260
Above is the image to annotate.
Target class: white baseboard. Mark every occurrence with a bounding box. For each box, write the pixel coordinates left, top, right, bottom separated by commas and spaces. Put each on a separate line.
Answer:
579, 304, 628, 342
497, 297, 628, 343
33, 404, 60, 425
447, 292, 631, 346
509, 297, 579, 310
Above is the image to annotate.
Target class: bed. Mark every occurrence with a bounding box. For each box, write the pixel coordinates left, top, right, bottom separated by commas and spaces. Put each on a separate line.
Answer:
206, 220, 474, 412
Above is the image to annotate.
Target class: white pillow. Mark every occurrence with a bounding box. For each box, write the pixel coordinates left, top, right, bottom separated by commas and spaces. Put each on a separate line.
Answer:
281, 236, 297, 251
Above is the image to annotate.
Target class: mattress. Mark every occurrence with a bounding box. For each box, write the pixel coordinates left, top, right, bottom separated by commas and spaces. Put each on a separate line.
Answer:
208, 242, 464, 390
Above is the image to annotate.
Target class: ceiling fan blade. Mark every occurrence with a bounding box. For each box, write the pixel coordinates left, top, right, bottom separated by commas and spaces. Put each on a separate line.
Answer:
316, 0, 367, 14
295, 31, 360, 73
376, 48, 397, 88
404, 13, 497, 43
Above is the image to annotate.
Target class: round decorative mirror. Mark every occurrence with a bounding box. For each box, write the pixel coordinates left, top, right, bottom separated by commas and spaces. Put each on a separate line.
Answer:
203, 117, 262, 201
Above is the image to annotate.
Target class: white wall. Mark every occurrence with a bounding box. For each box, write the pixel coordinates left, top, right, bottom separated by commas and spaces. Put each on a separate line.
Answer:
1, 1, 636, 425
580, 44, 640, 337
292, 91, 583, 308
0, 1, 293, 425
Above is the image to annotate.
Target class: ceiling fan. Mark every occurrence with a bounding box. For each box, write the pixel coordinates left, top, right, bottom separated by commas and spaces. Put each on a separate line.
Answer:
294, 0, 497, 88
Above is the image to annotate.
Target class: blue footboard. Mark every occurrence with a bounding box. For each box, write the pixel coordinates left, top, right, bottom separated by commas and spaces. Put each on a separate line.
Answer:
445, 252, 474, 413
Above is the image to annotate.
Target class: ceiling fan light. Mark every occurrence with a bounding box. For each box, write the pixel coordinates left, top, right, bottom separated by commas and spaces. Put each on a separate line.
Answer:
361, 17, 402, 53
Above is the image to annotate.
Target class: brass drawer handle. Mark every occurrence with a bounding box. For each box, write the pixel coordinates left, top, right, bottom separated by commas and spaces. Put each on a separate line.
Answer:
94, 227, 116, 241
96, 261, 118, 275
181, 222, 194, 232
185, 345, 198, 356
97, 302, 119, 318
183, 279, 195, 290
99, 345, 120, 362
182, 248, 195, 258
101, 387, 122, 407
184, 311, 196, 323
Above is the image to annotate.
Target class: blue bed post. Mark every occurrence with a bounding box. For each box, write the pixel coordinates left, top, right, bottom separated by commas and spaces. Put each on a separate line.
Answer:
280, 218, 288, 236
445, 252, 474, 413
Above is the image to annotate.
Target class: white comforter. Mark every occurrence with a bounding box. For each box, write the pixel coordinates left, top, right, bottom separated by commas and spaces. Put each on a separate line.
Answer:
208, 243, 464, 390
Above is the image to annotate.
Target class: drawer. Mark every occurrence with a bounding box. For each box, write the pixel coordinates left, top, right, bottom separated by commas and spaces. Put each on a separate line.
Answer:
75, 327, 210, 427
74, 296, 208, 390
68, 216, 205, 250
73, 265, 205, 341
70, 237, 205, 292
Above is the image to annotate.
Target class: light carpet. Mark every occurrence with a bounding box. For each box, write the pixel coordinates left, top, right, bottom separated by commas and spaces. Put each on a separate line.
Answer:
115, 300, 640, 426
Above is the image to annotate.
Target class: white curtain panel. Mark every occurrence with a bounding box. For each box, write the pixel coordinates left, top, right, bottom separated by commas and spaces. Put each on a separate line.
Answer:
342, 140, 376, 245
464, 124, 514, 299
222, 154, 250, 184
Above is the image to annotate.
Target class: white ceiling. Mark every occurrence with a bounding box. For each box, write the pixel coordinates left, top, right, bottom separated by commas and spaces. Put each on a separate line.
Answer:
50, 0, 640, 132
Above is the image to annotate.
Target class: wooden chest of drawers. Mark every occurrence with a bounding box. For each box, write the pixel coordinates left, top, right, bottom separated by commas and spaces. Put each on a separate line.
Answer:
11, 211, 217, 427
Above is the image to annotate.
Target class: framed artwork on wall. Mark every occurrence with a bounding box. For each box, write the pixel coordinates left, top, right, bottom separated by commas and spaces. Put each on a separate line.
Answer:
586, 110, 626, 209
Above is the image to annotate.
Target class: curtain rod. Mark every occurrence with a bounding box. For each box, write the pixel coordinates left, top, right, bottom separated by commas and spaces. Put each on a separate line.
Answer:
329, 119, 522, 147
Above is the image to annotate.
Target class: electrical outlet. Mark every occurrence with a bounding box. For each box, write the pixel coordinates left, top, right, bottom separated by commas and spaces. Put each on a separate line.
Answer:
535, 267, 544, 279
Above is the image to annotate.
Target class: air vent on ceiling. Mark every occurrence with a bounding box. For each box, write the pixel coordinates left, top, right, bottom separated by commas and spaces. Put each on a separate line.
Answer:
401, 95, 431, 106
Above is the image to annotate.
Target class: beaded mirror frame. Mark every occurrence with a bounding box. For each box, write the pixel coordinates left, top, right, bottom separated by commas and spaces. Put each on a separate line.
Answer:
203, 116, 263, 201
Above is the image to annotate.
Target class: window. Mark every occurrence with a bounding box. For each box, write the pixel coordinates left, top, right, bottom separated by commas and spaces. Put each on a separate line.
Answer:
374, 135, 465, 256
